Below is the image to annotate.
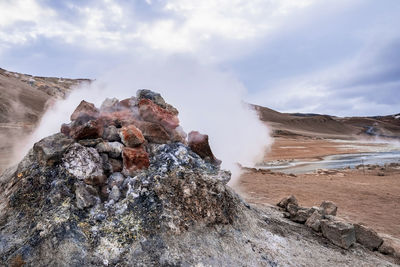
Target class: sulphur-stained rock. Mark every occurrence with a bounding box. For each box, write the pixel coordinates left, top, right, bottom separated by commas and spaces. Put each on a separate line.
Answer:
354, 223, 383, 250
70, 119, 103, 140
122, 147, 150, 175
70, 100, 99, 121
119, 125, 145, 147
320, 219, 356, 249
277, 195, 298, 210
136, 121, 171, 144
62, 143, 105, 185
305, 210, 323, 232
33, 133, 75, 166
75, 183, 99, 209
320, 201, 338, 216
102, 125, 120, 142
138, 98, 179, 130
188, 131, 221, 165
96, 141, 124, 158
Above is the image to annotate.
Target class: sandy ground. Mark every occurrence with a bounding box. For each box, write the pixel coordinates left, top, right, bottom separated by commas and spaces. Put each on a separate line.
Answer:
236, 137, 400, 238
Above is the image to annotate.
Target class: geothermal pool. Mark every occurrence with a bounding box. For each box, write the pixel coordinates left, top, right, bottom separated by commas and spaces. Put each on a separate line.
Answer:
259, 151, 400, 174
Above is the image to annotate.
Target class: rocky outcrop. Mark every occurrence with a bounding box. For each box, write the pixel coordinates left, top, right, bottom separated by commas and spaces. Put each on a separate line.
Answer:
277, 195, 398, 261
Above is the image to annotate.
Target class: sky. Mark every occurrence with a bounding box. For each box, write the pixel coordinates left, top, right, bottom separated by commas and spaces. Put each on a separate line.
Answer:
1, 0, 400, 116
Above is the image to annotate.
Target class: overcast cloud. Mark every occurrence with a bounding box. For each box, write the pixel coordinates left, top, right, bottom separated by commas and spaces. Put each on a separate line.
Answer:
0, 0, 399, 116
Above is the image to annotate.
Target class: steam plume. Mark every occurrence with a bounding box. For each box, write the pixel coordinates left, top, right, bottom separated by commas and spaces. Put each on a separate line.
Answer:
16, 59, 272, 184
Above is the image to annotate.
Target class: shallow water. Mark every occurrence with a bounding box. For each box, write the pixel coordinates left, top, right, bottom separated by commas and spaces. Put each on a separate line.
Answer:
259, 151, 400, 174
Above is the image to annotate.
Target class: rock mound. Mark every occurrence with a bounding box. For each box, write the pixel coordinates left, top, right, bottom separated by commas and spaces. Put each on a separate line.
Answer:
0, 90, 398, 266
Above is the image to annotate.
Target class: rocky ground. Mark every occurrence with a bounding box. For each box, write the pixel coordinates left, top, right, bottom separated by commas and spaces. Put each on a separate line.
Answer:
1, 90, 398, 266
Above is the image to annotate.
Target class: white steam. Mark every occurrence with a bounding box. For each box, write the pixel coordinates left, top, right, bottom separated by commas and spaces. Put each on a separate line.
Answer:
19, 59, 272, 184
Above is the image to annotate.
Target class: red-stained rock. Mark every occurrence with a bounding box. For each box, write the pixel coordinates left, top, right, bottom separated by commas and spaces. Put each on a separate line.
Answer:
136, 121, 171, 144
138, 99, 179, 130
119, 97, 136, 109
70, 100, 99, 121
61, 123, 71, 136
70, 120, 104, 140
188, 131, 221, 165
119, 125, 145, 147
98, 110, 138, 128
122, 147, 150, 175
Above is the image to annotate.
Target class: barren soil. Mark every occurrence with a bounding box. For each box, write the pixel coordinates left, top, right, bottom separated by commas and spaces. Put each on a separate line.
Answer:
236, 137, 400, 238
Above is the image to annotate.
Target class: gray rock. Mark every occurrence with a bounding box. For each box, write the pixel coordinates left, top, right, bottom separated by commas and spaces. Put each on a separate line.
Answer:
78, 138, 103, 147
75, 183, 99, 209
287, 203, 299, 217
62, 143, 105, 185
33, 133, 74, 165
103, 125, 121, 142
305, 210, 323, 232
109, 185, 121, 202
291, 207, 316, 224
277, 195, 298, 210
100, 97, 120, 112
320, 201, 338, 216
108, 172, 125, 188
320, 219, 356, 249
96, 141, 124, 158
354, 223, 383, 250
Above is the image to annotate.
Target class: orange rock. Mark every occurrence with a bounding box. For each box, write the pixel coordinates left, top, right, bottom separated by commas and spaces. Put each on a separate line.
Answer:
122, 147, 150, 175
98, 109, 137, 128
119, 125, 145, 147
138, 99, 179, 130
136, 121, 171, 144
70, 100, 99, 121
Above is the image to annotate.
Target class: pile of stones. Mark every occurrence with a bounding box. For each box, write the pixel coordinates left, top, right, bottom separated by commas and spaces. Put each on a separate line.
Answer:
277, 195, 399, 259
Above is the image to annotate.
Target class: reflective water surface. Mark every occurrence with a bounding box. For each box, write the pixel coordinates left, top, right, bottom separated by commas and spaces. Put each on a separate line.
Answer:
259, 151, 400, 174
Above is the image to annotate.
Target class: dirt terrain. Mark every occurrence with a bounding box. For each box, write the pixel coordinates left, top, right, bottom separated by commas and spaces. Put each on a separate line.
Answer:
236, 106, 400, 240
0, 68, 89, 172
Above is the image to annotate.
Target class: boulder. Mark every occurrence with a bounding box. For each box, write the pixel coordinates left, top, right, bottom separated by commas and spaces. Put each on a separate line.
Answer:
102, 125, 121, 142
98, 110, 138, 128
119, 125, 145, 147
138, 98, 179, 130
70, 100, 99, 121
136, 89, 178, 115
291, 207, 316, 224
305, 210, 323, 232
122, 147, 150, 176
354, 223, 383, 251
277, 195, 298, 209
109, 185, 121, 202
33, 133, 75, 166
96, 141, 124, 158
320, 219, 356, 249
70, 119, 103, 140
100, 98, 120, 113
136, 121, 171, 144
320, 201, 338, 216
188, 131, 221, 165
62, 143, 106, 186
